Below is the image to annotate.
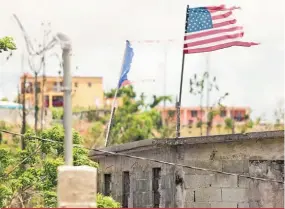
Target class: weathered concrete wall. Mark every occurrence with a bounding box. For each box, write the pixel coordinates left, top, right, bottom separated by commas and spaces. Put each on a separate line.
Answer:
91, 131, 284, 208
0, 109, 52, 126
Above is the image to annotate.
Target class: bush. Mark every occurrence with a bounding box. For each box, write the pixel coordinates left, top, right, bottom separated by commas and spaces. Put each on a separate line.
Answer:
247, 120, 254, 129
51, 108, 63, 120
196, 121, 203, 128
96, 193, 120, 208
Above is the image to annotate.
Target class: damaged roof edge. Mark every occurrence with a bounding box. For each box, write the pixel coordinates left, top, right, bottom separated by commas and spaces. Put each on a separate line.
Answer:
89, 130, 284, 160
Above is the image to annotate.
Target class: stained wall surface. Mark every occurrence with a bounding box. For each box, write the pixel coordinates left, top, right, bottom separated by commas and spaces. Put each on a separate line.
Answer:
91, 131, 284, 208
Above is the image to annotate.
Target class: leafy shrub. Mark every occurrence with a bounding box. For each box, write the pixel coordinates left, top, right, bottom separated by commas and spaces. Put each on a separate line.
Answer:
96, 193, 120, 208
51, 108, 63, 120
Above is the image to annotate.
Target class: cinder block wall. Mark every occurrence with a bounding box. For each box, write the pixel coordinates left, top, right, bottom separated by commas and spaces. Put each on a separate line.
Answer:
94, 132, 284, 208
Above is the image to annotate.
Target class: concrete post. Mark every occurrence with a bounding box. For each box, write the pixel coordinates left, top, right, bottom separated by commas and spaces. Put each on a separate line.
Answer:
57, 166, 97, 208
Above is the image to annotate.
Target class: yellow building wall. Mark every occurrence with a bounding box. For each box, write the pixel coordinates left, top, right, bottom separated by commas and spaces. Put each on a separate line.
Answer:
71, 77, 104, 108
20, 75, 104, 109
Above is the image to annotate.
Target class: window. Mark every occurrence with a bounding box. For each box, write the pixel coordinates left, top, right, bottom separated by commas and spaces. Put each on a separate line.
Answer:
191, 110, 198, 117
88, 82, 92, 87
52, 96, 63, 107
104, 174, 111, 196
74, 82, 78, 87
152, 168, 161, 208
220, 110, 226, 117
122, 172, 130, 208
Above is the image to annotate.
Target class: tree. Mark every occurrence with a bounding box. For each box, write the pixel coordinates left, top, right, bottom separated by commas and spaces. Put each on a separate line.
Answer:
0, 37, 16, 52
0, 125, 120, 207
224, 118, 233, 133
106, 86, 172, 145
189, 73, 207, 136
0, 97, 8, 102
189, 72, 229, 136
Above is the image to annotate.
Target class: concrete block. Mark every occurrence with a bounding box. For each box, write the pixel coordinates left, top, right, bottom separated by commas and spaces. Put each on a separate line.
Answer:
238, 176, 251, 188
211, 174, 238, 188
136, 179, 148, 192
181, 160, 196, 174
57, 166, 97, 208
248, 200, 261, 208
160, 189, 174, 208
160, 174, 173, 189
222, 188, 248, 202
185, 202, 211, 208
211, 202, 237, 208
243, 160, 249, 173
184, 174, 212, 188
195, 188, 222, 202
185, 189, 194, 202
222, 160, 245, 174
238, 202, 250, 208
195, 160, 223, 174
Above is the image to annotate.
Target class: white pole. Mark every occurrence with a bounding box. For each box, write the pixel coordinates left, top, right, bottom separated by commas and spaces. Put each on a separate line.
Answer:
56, 33, 73, 166
104, 41, 128, 147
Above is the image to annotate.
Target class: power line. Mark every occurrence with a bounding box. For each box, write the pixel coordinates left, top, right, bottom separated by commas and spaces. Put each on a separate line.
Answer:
0, 129, 284, 184
1, 144, 42, 179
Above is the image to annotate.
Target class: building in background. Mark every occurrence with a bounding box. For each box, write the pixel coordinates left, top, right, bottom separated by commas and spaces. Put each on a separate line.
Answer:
19, 73, 104, 109
157, 106, 251, 126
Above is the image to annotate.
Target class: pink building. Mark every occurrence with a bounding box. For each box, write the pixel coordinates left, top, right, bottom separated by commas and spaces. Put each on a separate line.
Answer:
157, 106, 250, 126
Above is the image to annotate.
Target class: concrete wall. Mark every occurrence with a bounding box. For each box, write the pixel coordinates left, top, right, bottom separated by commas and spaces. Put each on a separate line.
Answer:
0, 109, 52, 126
91, 131, 284, 208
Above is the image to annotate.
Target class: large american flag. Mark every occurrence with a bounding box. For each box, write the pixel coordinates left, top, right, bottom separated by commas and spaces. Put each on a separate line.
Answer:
184, 5, 259, 54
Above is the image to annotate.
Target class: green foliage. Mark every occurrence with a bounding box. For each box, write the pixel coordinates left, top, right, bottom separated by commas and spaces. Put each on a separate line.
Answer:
51, 107, 63, 120
0, 124, 100, 207
196, 120, 203, 128
104, 86, 136, 99
247, 120, 254, 129
224, 118, 233, 132
0, 97, 9, 101
96, 193, 121, 208
106, 86, 172, 145
0, 37, 16, 52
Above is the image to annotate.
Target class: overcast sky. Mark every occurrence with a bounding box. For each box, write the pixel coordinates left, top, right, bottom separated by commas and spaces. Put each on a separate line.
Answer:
0, 0, 284, 121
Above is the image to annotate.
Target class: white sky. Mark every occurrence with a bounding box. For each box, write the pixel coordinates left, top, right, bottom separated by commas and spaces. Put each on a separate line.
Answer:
0, 0, 284, 122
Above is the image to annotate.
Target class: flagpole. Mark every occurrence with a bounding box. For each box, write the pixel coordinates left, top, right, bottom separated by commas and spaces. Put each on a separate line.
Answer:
176, 5, 189, 138
104, 41, 128, 147
206, 53, 210, 136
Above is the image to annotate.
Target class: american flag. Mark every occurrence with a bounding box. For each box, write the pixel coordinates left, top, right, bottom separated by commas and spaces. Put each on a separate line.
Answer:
184, 5, 259, 54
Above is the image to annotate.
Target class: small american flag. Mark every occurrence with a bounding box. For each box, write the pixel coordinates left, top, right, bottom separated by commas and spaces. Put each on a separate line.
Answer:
184, 5, 259, 54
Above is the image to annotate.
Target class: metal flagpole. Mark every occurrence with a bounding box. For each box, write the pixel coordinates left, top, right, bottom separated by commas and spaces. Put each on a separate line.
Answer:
176, 5, 189, 138
206, 53, 210, 136
104, 41, 128, 147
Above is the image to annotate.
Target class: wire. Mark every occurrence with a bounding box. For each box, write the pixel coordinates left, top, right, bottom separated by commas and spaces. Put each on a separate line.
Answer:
0, 129, 284, 184
1, 144, 42, 178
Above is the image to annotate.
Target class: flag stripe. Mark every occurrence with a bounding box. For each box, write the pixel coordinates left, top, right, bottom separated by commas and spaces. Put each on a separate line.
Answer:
184, 41, 259, 54
212, 11, 232, 20
184, 26, 243, 40
184, 32, 244, 48
184, 5, 258, 54
213, 19, 237, 28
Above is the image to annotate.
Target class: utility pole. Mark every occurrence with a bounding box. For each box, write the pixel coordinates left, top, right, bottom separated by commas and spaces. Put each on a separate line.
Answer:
21, 74, 27, 150
20, 53, 26, 150
57, 33, 73, 166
